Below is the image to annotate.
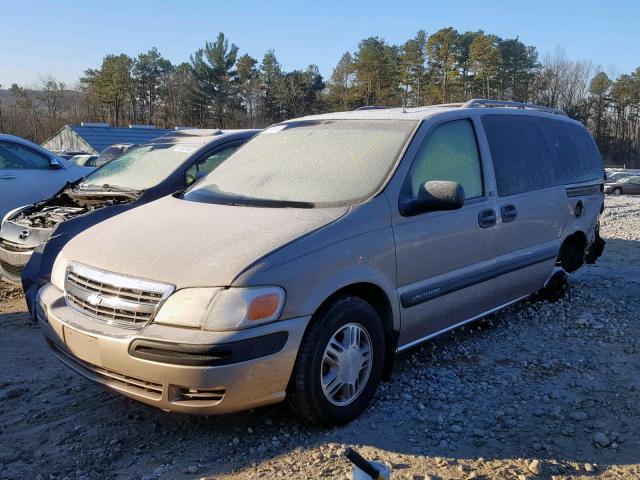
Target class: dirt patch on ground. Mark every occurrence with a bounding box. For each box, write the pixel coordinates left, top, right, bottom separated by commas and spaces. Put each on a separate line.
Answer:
1, 196, 639, 480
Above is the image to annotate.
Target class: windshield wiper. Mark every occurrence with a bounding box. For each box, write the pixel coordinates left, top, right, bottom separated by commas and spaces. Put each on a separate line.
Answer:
229, 199, 314, 208
185, 193, 314, 209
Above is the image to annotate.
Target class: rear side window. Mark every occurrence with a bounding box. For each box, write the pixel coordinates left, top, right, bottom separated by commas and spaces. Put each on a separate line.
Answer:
482, 115, 603, 196
402, 119, 484, 202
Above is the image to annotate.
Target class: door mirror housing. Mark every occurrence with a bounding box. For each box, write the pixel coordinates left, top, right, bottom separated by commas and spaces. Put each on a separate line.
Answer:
49, 158, 64, 170
401, 180, 465, 216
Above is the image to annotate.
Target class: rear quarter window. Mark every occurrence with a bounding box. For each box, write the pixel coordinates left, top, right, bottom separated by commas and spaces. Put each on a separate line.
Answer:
481, 115, 603, 196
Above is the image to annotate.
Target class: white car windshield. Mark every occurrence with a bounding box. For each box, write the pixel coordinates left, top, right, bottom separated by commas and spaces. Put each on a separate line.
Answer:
183, 120, 417, 207
80, 143, 197, 191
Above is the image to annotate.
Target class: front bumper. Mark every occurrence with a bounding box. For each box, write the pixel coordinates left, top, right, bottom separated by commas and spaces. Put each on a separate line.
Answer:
37, 283, 310, 415
0, 242, 35, 284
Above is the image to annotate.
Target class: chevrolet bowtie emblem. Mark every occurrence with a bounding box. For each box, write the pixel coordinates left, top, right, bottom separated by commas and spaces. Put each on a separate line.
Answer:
86, 294, 102, 306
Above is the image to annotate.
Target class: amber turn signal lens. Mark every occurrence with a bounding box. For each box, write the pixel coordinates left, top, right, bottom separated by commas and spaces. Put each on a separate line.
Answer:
247, 294, 281, 321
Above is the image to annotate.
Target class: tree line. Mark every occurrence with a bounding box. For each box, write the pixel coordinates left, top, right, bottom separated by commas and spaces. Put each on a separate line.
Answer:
0, 29, 638, 167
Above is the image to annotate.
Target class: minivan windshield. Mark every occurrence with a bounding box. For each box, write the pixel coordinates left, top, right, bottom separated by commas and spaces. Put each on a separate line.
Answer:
80, 143, 197, 191
183, 120, 417, 207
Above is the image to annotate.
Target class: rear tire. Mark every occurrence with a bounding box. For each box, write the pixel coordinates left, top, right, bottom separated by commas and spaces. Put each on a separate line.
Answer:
287, 295, 385, 427
613, 187, 623, 196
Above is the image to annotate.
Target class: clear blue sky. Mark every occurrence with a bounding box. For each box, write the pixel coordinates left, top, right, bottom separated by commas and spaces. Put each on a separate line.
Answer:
1, 0, 638, 88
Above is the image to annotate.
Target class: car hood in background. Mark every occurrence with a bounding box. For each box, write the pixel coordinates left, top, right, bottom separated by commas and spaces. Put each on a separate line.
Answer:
63, 162, 95, 179
60, 195, 348, 288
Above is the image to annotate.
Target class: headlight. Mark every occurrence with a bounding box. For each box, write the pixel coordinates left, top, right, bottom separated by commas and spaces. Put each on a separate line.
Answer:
51, 251, 69, 291
154, 286, 285, 331
154, 287, 222, 329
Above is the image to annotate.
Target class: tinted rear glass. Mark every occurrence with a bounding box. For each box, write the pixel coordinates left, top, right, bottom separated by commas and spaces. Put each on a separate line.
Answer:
482, 115, 603, 196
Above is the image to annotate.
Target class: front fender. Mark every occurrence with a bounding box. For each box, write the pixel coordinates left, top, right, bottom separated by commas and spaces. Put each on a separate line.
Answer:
235, 227, 400, 332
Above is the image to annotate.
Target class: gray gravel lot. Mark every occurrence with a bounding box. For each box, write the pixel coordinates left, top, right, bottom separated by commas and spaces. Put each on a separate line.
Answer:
1, 196, 639, 480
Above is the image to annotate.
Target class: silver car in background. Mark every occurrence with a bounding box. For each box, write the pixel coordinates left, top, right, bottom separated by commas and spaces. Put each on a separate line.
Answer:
604, 176, 640, 195
0, 134, 94, 220
69, 155, 100, 167
37, 100, 605, 426
0, 129, 258, 285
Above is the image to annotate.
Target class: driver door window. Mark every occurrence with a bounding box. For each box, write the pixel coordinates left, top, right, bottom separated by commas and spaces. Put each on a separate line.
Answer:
0, 141, 53, 170
401, 119, 483, 205
185, 145, 239, 185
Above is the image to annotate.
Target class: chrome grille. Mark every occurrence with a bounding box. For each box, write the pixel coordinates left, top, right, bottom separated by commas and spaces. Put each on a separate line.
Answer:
64, 263, 174, 330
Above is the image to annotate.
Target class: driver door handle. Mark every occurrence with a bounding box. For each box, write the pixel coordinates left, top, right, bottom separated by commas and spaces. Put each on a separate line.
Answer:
0, 175, 16, 180
478, 208, 497, 228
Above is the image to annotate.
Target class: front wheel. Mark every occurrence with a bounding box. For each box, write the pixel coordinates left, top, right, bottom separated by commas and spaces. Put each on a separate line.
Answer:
287, 295, 385, 427
613, 187, 623, 196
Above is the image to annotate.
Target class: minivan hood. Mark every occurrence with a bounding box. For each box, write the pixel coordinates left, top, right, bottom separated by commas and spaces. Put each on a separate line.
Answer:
60, 195, 348, 288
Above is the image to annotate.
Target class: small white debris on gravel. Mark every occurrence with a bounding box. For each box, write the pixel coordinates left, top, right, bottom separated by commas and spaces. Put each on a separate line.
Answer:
1, 196, 640, 479
527, 459, 542, 475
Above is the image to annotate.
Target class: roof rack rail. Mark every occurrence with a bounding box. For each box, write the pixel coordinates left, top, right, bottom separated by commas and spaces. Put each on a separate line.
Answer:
435, 102, 465, 108
354, 106, 388, 111
462, 99, 567, 116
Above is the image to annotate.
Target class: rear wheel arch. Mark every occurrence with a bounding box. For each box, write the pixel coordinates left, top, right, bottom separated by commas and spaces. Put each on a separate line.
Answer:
558, 230, 587, 273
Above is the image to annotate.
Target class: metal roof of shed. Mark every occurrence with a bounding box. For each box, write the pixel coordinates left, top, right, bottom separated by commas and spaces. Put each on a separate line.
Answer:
66, 125, 173, 152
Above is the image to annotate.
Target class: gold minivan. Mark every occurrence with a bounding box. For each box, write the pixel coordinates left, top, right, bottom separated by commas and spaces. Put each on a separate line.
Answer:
37, 101, 605, 426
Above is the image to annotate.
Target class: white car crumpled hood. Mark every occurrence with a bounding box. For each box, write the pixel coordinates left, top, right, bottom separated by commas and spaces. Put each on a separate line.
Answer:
60, 195, 348, 288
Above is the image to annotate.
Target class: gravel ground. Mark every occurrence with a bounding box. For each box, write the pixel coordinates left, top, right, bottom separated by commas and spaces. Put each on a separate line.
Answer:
1, 195, 639, 480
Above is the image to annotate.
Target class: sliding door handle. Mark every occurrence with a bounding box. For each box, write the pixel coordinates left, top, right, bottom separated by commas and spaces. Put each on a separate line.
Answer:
501, 204, 518, 223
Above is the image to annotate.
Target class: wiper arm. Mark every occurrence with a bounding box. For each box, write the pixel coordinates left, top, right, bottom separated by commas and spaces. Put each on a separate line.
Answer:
184, 191, 314, 208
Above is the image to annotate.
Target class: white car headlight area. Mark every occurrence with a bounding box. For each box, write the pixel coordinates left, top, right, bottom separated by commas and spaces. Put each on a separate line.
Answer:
2, 205, 29, 225
155, 286, 286, 331
51, 251, 69, 291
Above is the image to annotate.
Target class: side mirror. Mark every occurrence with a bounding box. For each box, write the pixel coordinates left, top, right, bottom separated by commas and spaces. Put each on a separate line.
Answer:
50, 158, 64, 170
402, 180, 465, 216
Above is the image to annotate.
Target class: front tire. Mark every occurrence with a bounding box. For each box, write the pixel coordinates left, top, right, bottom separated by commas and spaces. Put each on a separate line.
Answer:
287, 295, 385, 427
613, 187, 623, 196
